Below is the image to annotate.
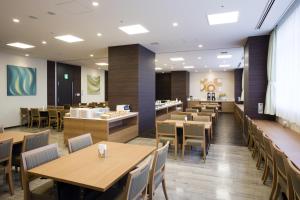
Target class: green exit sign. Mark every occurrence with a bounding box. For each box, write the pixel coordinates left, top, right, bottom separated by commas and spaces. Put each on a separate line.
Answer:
64, 74, 69, 80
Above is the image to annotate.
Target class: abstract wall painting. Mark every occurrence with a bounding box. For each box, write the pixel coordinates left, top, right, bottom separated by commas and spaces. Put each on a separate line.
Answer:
87, 74, 100, 95
7, 65, 37, 96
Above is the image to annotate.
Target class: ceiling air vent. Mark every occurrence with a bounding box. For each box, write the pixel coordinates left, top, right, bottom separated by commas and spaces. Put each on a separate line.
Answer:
255, 0, 275, 29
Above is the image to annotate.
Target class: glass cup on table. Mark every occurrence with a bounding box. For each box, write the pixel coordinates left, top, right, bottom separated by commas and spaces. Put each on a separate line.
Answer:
98, 144, 107, 158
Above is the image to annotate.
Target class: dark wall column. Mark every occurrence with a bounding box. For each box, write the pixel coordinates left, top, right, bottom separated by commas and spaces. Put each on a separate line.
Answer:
171, 71, 190, 110
108, 44, 155, 138
105, 70, 108, 102
47, 60, 56, 105
244, 35, 275, 120
234, 68, 243, 102
156, 73, 171, 100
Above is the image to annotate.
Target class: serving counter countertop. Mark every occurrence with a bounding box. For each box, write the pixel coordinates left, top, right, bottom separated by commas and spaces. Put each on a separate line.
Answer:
155, 102, 182, 111
65, 112, 138, 123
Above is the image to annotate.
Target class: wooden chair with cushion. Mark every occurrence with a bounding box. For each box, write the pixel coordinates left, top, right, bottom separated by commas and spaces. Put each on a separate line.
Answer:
20, 108, 30, 127
30, 108, 48, 128
0, 125, 4, 133
182, 123, 206, 161
21, 143, 60, 200
58, 110, 67, 131
170, 114, 186, 121
251, 123, 259, 159
13, 130, 50, 188
262, 134, 274, 184
156, 121, 177, 159
193, 115, 211, 122
271, 144, 288, 200
0, 138, 14, 195
48, 109, 58, 129
246, 116, 254, 150
149, 141, 169, 200
284, 158, 300, 200
67, 133, 93, 153
256, 128, 266, 169
185, 108, 198, 113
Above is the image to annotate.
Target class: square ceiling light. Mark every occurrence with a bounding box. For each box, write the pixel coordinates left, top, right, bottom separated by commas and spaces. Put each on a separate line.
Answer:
219, 64, 230, 68
54, 35, 84, 43
118, 24, 149, 35
170, 57, 184, 61
96, 63, 108, 66
184, 66, 194, 69
217, 54, 232, 59
155, 67, 162, 70
6, 42, 35, 49
208, 11, 239, 25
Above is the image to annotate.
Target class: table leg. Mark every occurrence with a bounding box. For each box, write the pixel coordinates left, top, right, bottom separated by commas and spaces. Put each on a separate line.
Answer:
56, 182, 81, 200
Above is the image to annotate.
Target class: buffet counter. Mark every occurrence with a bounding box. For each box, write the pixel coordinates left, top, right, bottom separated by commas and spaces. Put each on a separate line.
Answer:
187, 100, 235, 113
156, 101, 183, 121
64, 112, 138, 144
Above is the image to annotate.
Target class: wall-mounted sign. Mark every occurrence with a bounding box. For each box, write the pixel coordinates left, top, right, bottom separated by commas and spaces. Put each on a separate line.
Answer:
64, 73, 69, 80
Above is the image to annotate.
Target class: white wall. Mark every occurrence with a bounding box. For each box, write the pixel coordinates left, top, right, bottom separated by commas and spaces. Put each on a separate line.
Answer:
189, 71, 235, 101
81, 67, 105, 103
0, 52, 47, 127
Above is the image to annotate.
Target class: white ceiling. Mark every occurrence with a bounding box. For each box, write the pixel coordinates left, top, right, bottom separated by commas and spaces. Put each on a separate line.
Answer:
0, 0, 295, 71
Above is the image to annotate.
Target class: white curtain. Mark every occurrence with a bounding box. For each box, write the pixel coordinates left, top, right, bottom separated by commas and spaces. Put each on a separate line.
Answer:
275, 3, 300, 125
264, 29, 276, 115
240, 69, 244, 101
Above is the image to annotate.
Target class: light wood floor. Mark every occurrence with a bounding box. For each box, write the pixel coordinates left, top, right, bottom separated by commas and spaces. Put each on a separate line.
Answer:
0, 114, 271, 200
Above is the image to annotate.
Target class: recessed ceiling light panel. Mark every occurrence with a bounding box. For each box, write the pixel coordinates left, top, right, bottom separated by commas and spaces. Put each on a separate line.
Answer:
217, 54, 232, 59
198, 44, 203, 48
155, 67, 162, 70
54, 35, 84, 43
92, 1, 99, 6
172, 22, 178, 27
208, 11, 239, 25
118, 24, 149, 35
170, 57, 184, 61
12, 18, 20, 23
97, 33, 102, 37
42, 41, 47, 44
184, 66, 194, 69
6, 42, 35, 49
219, 64, 230, 68
96, 63, 108, 66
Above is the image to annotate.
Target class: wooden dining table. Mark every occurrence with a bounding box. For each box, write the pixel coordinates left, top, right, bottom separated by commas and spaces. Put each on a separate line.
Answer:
254, 120, 300, 168
0, 131, 30, 144
28, 141, 155, 199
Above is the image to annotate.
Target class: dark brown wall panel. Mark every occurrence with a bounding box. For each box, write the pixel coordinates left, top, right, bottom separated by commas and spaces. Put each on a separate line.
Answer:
105, 70, 108, 101
244, 35, 275, 120
171, 71, 190, 110
108, 44, 155, 138
156, 73, 171, 100
47, 60, 56, 105
234, 68, 243, 102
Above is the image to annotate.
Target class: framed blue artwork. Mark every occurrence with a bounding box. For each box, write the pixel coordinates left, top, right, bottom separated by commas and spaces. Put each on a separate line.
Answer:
7, 65, 37, 96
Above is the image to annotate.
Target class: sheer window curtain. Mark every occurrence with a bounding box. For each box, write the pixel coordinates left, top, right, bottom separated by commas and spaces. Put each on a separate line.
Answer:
275, 3, 300, 126
240, 69, 244, 101
264, 29, 276, 115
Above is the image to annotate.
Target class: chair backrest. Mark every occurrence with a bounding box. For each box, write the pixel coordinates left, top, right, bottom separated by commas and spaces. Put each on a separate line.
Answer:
256, 128, 265, 148
156, 122, 176, 137
185, 108, 198, 113
0, 138, 13, 163
48, 109, 57, 118
64, 104, 71, 110
170, 114, 186, 121
201, 109, 214, 113
21, 108, 29, 115
47, 105, 55, 109
0, 125, 4, 133
56, 106, 64, 110
30, 108, 39, 117
68, 133, 93, 153
183, 123, 205, 138
193, 115, 211, 122
22, 130, 50, 152
285, 159, 300, 199
272, 144, 287, 180
124, 156, 152, 200
197, 112, 212, 117
263, 134, 273, 160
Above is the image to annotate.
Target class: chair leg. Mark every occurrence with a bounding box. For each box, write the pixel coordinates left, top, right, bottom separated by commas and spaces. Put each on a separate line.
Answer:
182, 144, 185, 160
162, 178, 168, 200
174, 143, 177, 160
6, 170, 14, 195
262, 160, 269, 184
203, 143, 206, 162
256, 151, 262, 169
272, 182, 281, 200
30, 118, 33, 128
270, 171, 277, 200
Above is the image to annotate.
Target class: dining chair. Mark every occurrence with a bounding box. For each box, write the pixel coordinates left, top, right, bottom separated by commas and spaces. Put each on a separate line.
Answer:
20, 108, 30, 127
284, 158, 300, 200
193, 115, 211, 122
256, 128, 266, 169
0, 138, 14, 195
246, 116, 254, 150
251, 123, 259, 159
47, 105, 55, 109
67, 133, 93, 153
30, 108, 48, 128
13, 130, 50, 188
262, 134, 274, 184
56, 106, 64, 110
58, 110, 67, 130
271, 144, 288, 200
148, 141, 169, 200
0, 125, 4, 133
170, 114, 186, 121
185, 108, 198, 113
21, 143, 59, 200
182, 123, 206, 161
156, 121, 177, 159
63, 104, 71, 110
48, 109, 58, 128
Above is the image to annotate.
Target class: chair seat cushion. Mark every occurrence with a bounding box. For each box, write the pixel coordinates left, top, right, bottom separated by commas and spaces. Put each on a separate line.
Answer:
31, 179, 57, 200
185, 138, 204, 145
